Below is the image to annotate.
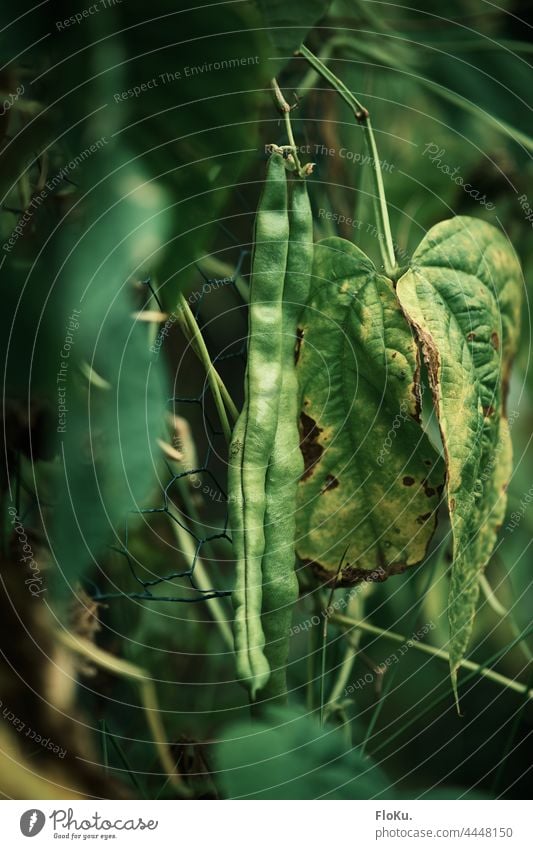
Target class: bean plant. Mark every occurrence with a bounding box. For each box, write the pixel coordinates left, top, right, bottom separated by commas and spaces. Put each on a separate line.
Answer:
227, 46, 523, 710
1, 0, 529, 801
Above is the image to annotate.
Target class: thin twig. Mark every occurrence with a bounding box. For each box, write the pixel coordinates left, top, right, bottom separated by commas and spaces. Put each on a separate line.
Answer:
319, 549, 349, 724
479, 573, 532, 663
58, 631, 190, 796
271, 78, 312, 178
298, 43, 396, 275
177, 294, 238, 435
324, 593, 364, 718
331, 613, 533, 699
167, 504, 234, 651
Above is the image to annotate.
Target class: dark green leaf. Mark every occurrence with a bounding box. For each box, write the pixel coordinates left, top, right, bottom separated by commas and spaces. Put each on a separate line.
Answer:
217, 707, 392, 799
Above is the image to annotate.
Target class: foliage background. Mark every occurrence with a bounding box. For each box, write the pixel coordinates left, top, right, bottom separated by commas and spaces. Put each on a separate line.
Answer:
0, 0, 531, 800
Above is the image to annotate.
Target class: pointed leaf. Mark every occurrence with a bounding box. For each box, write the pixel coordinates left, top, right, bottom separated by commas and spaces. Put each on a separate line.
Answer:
296, 237, 444, 583
396, 216, 522, 700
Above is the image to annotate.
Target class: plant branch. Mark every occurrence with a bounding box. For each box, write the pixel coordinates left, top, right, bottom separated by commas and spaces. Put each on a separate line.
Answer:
298, 36, 533, 154
177, 294, 238, 437
270, 78, 306, 177
167, 503, 234, 651
331, 613, 533, 699
479, 573, 532, 664
298, 43, 396, 276
58, 630, 190, 796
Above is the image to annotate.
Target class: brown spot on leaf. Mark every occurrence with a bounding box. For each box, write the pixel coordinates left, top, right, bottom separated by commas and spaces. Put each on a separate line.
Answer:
417, 512, 432, 524
295, 327, 304, 364
403, 476, 415, 486
421, 478, 437, 498
491, 331, 500, 350
321, 474, 339, 493
483, 405, 495, 417
299, 411, 323, 480
467, 331, 476, 341
450, 497, 456, 512
304, 556, 414, 587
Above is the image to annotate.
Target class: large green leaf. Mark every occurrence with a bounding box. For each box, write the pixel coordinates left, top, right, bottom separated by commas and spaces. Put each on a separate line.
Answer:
296, 237, 444, 583
396, 217, 522, 703
217, 707, 391, 799
255, 0, 332, 59
48, 150, 168, 595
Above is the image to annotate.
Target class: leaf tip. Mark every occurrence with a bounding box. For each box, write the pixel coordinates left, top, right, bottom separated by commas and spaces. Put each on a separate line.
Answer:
450, 664, 463, 716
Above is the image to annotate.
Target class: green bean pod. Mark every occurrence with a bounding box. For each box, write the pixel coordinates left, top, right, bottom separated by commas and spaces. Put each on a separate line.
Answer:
257, 179, 314, 702
229, 153, 290, 698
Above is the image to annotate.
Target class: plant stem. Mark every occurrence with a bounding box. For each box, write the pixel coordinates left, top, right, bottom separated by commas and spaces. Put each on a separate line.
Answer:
167, 503, 234, 651
99, 718, 109, 774
298, 43, 396, 276
331, 613, 533, 699
369, 623, 533, 759
107, 730, 147, 798
360, 664, 399, 756
479, 573, 532, 663
58, 631, 190, 796
324, 593, 364, 716
298, 36, 533, 154
177, 294, 238, 437
271, 77, 308, 177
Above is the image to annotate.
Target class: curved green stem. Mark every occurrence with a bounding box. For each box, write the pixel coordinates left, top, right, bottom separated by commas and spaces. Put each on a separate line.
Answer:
479, 573, 533, 664
298, 36, 533, 154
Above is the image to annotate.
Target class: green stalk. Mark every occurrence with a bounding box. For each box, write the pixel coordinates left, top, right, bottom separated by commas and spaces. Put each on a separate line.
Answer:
331, 613, 533, 699
369, 623, 533, 759
298, 43, 396, 276
177, 294, 237, 439
324, 592, 365, 720
298, 36, 533, 154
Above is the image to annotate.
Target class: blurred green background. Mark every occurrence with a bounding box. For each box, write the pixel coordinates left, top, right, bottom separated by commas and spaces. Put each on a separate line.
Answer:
0, 0, 531, 800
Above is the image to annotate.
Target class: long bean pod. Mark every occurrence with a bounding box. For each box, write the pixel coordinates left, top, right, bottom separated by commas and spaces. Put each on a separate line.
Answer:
229, 153, 290, 698
257, 179, 313, 703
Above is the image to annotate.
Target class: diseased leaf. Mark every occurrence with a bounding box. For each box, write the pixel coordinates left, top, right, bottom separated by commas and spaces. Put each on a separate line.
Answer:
296, 237, 444, 583
396, 217, 522, 703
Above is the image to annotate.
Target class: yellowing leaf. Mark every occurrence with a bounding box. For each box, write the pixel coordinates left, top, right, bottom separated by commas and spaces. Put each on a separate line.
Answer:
396, 216, 522, 705
296, 237, 445, 583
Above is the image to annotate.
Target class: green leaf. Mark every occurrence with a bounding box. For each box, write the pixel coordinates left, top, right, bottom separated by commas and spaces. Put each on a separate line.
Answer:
296, 237, 444, 582
49, 151, 168, 594
217, 707, 391, 799
396, 216, 522, 704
